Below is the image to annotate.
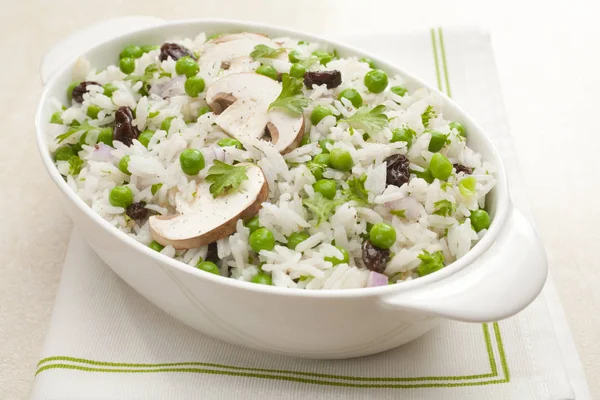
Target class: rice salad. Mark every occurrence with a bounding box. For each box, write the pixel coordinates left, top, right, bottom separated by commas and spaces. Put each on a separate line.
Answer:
47, 32, 496, 289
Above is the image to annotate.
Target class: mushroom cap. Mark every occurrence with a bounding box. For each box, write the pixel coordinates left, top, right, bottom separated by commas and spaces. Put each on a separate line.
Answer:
149, 165, 268, 249
206, 73, 306, 154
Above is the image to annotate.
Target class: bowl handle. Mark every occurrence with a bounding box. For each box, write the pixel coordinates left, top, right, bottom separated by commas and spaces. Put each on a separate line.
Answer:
40, 16, 165, 85
381, 207, 547, 322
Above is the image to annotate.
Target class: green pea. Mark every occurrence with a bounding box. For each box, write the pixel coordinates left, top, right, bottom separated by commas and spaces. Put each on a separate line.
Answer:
197, 261, 220, 275
307, 162, 324, 180
251, 272, 273, 285
249, 227, 275, 253
179, 148, 205, 175
109, 185, 134, 208
318, 139, 334, 153
428, 130, 448, 152
184, 76, 206, 97
54, 146, 75, 161
86, 104, 101, 119
287, 232, 310, 250
449, 121, 466, 137
198, 106, 211, 116
98, 128, 113, 146
245, 216, 261, 233
391, 127, 415, 147
218, 138, 243, 149
359, 57, 375, 68
151, 183, 163, 195
138, 130, 154, 148
471, 209, 491, 232
66, 82, 80, 102
390, 85, 408, 97
50, 111, 63, 124
175, 56, 199, 78
364, 69, 389, 93
290, 63, 306, 78
256, 65, 278, 80
300, 135, 311, 146
102, 83, 118, 97
329, 148, 354, 171
140, 45, 158, 53
288, 50, 302, 63
298, 40, 309, 45
325, 246, 349, 266
313, 153, 331, 166
120, 45, 143, 59
310, 105, 333, 126
313, 179, 336, 199
312, 50, 333, 65
369, 223, 397, 249
338, 88, 363, 108
149, 240, 164, 252
459, 176, 477, 197
70, 120, 81, 127
161, 116, 175, 132
119, 57, 135, 74
118, 155, 131, 175
429, 153, 453, 181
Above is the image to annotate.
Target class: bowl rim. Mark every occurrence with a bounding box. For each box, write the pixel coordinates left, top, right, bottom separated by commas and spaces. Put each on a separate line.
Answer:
35, 18, 510, 298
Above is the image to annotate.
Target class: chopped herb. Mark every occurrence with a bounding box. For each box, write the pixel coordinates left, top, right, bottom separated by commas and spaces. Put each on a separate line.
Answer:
148, 111, 160, 119
125, 64, 159, 94
268, 74, 310, 115
339, 105, 388, 134
390, 209, 406, 218
440, 181, 452, 191
344, 174, 369, 205
433, 200, 456, 217
416, 250, 445, 276
302, 192, 345, 226
250, 44, 285, 60
421, 105, 436, 127
68, 156, 84, 175
298, 275, 312, 282
56, 120, 101, 144
206, 160, 249, 198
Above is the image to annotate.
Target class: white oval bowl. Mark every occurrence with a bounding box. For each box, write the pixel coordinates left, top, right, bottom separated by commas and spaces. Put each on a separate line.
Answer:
35, 19, 547, 359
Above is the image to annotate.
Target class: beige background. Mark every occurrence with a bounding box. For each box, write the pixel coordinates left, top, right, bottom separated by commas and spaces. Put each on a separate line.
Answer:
1, 0, 599, 398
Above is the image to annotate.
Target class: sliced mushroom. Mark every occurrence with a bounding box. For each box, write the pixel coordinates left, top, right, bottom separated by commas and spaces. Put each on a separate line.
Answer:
201, 32, 282, 70
206, 73, 306, 154
149, 164, 268, 249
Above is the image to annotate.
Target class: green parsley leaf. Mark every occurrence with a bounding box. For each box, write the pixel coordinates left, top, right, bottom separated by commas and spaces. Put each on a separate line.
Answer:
268, 74, 310, 115
344, 174, 369, 205
440, 181, 452, 191
339, 105, 388, 134
390, 209, 406, 218
433, 200, 456, 217
148, 111, 160, 119
421, 105, 436, 127
206, 160, 249, 198
250, 44, 285, 60
68, 156, 84, 175
303, 192, 346, 226
56, 120, 99, 143
416, 250, 445, 277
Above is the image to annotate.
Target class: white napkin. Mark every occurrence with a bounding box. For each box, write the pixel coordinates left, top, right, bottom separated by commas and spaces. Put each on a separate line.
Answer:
31, 28, 589, 400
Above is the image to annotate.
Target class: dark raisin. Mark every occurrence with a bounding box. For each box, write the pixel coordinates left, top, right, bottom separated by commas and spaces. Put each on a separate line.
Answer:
453, 164, 473, 175
72, 81, 101, 103
159, 43, 196, 62
205, 242, 219, 263
361, 240, 390, 273
304, 70, 342, 89
113, 106, 140, 146
385, 154, 410, 187
125, 201, 148, 220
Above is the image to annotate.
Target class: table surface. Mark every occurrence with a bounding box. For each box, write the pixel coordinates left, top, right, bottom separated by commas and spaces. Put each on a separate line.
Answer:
2, 1, 598, 398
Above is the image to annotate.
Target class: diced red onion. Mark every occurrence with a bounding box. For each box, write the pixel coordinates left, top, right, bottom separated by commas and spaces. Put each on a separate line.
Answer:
90, 142, 112, 162
367, 271, 388, 287
150, 76, 185, 98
